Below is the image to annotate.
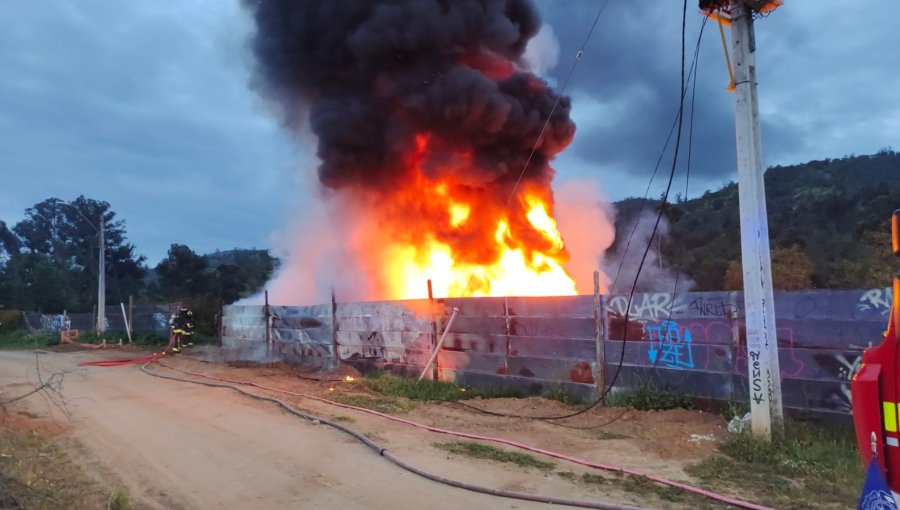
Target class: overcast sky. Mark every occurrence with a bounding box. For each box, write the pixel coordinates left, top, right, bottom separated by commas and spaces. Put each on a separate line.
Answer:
2, 1, 898, 265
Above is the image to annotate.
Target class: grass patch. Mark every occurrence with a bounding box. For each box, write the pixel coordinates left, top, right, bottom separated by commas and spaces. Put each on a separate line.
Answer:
719, 401, 749, 421
685, 419, 863, 509
333, 394, 416, 413
362, 371, 523, 402
594, 430, 629, 440
0, 328, 169, 350
622, 476, 687, 503
0, 330, 55, 350
107, 490, 132, 510
434, 441, 555, 471
605, 382, 695, 411
134, 332, 168, 346
556, 470, 577, 481
541, 386, 585, 406
330, 416, 355, 423
557, 471, 610, 486
0, 410, 109, 509
581, 473, 608, 486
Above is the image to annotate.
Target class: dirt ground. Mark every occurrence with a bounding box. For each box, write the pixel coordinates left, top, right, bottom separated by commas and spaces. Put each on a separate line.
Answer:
0, 349, 756, 510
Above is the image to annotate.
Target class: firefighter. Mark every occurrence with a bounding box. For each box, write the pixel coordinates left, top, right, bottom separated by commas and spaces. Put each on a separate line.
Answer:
165, 307, 195, 354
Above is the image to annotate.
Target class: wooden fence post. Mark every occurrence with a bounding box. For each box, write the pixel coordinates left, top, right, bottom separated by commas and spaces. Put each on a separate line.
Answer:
128, 295, 134, 341
264, 290, 271, 357
331, 287, 339, 370
594, 271, 606, 402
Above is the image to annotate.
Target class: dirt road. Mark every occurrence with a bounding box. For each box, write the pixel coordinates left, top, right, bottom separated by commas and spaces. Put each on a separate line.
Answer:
1, 350, 662, 510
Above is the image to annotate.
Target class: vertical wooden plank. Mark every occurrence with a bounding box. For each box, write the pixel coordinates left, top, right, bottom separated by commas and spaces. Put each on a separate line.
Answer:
264, 290, 271, 355
428, 280, 439, 381
594, 271, 605, 401
331, 287, 339, 369
503, 296, 511, 376
128, 295, 134, 341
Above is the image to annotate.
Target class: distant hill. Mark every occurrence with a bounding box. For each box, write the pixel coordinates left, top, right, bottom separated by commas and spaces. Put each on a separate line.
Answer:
611, 150, 900, 290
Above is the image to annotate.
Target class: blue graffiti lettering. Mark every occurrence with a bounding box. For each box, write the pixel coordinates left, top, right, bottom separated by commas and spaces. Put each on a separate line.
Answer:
646, 320, 694, 369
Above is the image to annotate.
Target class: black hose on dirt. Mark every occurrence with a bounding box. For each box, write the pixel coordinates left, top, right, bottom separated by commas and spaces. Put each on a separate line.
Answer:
140, 363, 651, 510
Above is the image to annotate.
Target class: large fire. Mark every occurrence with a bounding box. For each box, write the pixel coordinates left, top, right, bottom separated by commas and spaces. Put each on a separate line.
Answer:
242, 0, 609, 303
372, 135, 577, 300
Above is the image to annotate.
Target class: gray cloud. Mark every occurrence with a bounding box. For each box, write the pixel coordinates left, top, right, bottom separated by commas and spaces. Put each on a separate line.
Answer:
1, 0, 896, 264
0, 0, 301, 264
535, 0, 900, 199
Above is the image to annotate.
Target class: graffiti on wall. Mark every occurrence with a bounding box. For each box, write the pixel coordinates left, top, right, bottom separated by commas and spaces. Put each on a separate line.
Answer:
856, 288, 893, 317
607, 293, 742, 321
687, 296, 741, 318
607, 293, 684, 320
41, 314, 71, 331
646, 321, 695, 369
153, 312, 168, 330
224, 288, 889, 415
808, 352, 864, 413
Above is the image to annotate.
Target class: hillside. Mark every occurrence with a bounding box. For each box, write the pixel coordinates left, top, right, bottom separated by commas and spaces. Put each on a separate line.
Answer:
611, 150, 900, 291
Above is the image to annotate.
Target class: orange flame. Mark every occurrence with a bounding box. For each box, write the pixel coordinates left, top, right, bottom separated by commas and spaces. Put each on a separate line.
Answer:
370, 134, 577, 300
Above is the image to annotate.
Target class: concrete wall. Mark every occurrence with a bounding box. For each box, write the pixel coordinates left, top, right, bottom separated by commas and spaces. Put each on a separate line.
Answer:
603, 289, 891, 417
222, 304, 336, 367
221, 288, 893, 416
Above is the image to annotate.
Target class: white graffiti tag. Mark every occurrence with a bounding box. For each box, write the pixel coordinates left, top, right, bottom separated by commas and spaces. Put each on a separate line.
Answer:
607, 294, 686, 320
857, 288, 893, 317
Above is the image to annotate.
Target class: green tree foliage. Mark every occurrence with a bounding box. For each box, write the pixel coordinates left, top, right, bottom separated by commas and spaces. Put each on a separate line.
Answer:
620, 151, 900, 290
0, 196, 146, 312
205, 249, 278, 296
0, 253, 76, 311
149, 246, 278, 336
0, 198, 280, 320
723, 246, 816, 291
155, 244, 212, 300
0, 220, 20, 257
151, 246, 277, 304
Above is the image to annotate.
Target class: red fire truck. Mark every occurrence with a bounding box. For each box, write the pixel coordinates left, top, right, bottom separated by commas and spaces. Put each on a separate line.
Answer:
852, 210, 900, 487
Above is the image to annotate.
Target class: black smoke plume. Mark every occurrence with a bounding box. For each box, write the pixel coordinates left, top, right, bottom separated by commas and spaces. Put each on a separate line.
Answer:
243, 0, 576, 192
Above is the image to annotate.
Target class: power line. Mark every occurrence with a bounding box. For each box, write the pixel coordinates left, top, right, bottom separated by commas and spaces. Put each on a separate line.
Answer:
458, 1, 609, 298
457, 0, 706, 425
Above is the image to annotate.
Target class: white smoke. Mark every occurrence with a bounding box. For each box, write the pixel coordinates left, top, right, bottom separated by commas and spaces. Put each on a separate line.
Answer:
554, 179, 616, 294
603, 210, 695, 294
240, 188, 380, 306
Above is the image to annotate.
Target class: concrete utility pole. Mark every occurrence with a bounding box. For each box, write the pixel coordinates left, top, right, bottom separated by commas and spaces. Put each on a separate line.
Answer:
730, 0, 783, 438
56, 200, 106, 335
97, 212, 106, 334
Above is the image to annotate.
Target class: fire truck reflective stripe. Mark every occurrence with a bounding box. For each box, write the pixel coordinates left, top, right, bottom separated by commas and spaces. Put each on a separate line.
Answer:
887, 436, 899, 447
884, 401, 898, 432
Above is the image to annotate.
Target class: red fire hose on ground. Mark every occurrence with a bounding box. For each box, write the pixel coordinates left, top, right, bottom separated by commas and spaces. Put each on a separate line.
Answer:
78, 354, 161, 367
78, 353, 772, 509
143, 360, 772, 510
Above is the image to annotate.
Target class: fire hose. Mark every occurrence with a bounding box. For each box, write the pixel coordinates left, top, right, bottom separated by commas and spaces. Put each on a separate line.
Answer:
146, 360, 774, 510
138, 360, 647, 510
79, 355, 160, 367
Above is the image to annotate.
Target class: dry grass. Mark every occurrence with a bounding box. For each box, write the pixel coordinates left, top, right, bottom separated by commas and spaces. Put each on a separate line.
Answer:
0, 407, 129, 509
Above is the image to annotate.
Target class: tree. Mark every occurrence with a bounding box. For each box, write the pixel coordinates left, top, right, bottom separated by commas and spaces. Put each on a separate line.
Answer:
0, 220, 19, 259
0, 196, 147, 312
213, 264, 247, 304
155, 244, 212, 300
724, 245, 815, 291
0, 253, 76, 311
